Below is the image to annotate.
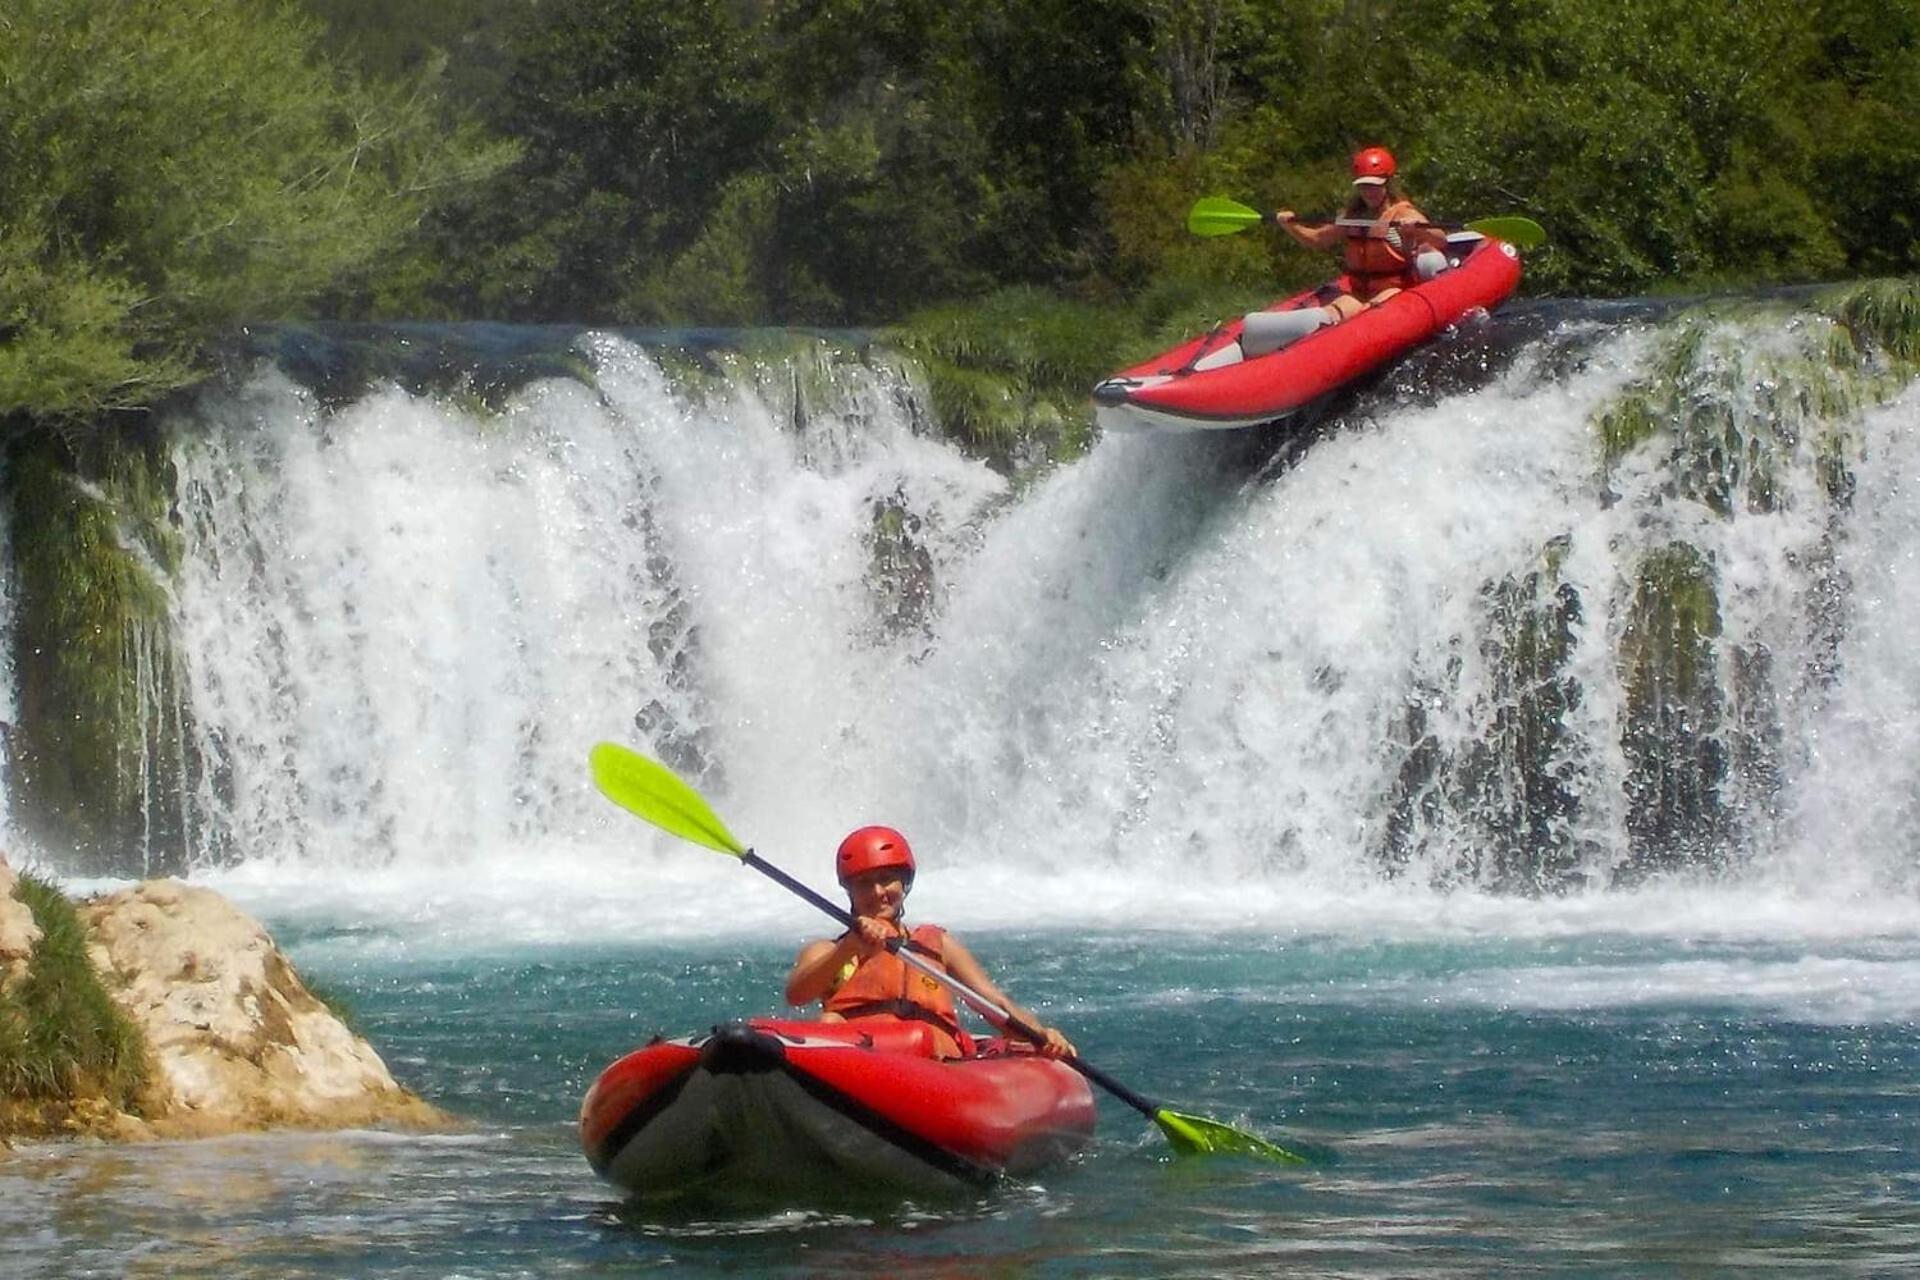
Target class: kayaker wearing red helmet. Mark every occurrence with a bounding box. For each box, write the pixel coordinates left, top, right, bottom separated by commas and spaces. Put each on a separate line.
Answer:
1190, 145, 1453, 369
785, 825, 1077, 1061
1277, 146, 1450, 319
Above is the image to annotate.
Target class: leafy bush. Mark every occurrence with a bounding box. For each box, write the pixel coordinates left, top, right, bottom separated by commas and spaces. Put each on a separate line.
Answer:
0, 0, 511, 421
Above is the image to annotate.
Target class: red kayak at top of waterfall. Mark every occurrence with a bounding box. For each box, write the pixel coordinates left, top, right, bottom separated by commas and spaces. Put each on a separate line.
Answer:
1092, 232, 1523, 434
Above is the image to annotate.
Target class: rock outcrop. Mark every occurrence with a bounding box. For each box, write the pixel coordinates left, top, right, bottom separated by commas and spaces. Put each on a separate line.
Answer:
0, 854, 43, 993
77, 879, 448, 1138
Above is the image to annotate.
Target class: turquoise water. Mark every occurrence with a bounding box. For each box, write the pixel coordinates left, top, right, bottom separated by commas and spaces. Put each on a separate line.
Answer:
7, 924, 1918, 1276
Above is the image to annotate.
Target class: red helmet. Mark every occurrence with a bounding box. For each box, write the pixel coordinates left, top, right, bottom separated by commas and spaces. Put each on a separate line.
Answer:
836, 825, 915, 884
1352, 146, 1396, 183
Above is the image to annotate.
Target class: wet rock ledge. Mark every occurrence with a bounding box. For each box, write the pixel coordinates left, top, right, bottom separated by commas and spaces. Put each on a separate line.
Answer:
2, 854, 447, 1141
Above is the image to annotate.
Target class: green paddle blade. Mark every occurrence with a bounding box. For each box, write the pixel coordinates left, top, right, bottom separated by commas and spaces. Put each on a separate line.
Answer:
589, 742, 746, 856
1463, 215, 1546, 249
1187, 195, 1266, 237
1153, 1107, 1307, 1163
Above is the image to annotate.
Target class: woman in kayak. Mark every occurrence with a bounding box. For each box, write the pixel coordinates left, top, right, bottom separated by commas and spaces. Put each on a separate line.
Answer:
1194, 145, 1451, 368
785, 825, 1077, 1061
1276, 145, 1450, 316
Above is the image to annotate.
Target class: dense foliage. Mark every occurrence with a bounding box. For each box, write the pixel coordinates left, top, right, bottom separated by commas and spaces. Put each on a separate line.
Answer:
391, 0, 1918, 323
0, 0, 511, 423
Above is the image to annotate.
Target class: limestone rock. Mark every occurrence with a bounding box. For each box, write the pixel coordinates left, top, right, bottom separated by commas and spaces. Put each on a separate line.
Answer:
0, 852, 43, 992
78, 880, 448, 1137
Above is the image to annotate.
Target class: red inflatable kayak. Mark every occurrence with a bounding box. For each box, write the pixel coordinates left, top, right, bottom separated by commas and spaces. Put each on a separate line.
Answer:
1093, 234, 1523, 433
580, 1017, 1097, 1199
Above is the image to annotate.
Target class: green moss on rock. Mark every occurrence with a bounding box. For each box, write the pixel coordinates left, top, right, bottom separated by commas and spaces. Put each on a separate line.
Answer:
1376, 537, 1590, 895
889, 286, 1150, 471
5, 429, 194, 873
1597, 392, 1663, 469
1615, 542, 1728, 882
1590, 285, 1918, 517
0, 873, 149, 1135
864, 489, 938, 643
1827, 276, 1920, 367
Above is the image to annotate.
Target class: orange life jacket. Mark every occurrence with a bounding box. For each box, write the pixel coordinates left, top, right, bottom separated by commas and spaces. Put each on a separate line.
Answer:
1342, 199, 1424, 298
823, 922, 973, 1059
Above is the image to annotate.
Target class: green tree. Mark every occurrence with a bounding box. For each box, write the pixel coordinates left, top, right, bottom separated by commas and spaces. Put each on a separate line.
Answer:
295, 0, 529, 108
1324, 0, 1911, 293
1804, 0, 1920, 276
448, 0, 1159, 323
443, 0, 774, 322
0, 0, 512, 421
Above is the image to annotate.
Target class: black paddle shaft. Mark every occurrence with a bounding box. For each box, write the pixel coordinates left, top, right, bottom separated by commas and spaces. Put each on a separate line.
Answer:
738, 850, 1169, 1121
743, 849, 859, 931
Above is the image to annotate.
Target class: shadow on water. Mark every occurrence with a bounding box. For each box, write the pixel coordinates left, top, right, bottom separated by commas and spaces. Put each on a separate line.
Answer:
590, 1139, 1326, 1279
235, 287, 1793, 422
600, 1185, 990, 1234
591, 1176, 1057, 1278
221, 321, 879, 410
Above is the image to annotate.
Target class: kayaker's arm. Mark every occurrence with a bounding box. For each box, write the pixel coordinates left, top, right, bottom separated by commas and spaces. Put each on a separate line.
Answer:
1275, 209, 1342, 251
940, 935, 1077, 1059
789, 910, 908, 1006
784, 935, 861, 1006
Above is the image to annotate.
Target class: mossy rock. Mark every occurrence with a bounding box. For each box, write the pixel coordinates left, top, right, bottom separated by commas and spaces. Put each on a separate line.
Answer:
1826, 276, 1920, 368
0, 874, 150, 1137
5, 429, 198, 873
1615, 542, 1729, 882
1375, 537, 1590, 895
1590, 286, 1912, 516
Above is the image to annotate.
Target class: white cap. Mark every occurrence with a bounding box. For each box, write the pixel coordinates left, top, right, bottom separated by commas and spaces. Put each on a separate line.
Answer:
1352, 176, 1387, 186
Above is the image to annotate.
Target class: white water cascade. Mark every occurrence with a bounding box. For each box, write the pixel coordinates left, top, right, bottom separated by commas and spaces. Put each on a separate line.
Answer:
67, 315, 1920, 943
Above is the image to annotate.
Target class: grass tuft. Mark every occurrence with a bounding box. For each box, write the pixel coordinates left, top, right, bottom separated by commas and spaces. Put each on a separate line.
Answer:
0, 875, 148, 1122
1829, 277, 1920, 366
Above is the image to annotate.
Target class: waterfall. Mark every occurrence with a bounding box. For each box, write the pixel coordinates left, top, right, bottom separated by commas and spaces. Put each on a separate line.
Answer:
1778, 392, 1920, 892
9, 304, 1917, 939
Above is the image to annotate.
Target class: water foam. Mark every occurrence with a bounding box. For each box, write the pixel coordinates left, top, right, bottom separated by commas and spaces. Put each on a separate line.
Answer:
119, 322, 1920, 945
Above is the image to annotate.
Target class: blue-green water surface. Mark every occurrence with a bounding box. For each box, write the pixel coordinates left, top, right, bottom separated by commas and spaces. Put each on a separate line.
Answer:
5, 927, 1919, 1277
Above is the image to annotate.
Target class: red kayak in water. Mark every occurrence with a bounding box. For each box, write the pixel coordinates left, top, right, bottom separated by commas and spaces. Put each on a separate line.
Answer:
580, 1017, 1097, 1199
1093, 233, 1523, 433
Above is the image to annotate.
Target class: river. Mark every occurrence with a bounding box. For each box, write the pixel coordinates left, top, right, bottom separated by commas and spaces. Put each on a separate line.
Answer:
5, 298, 1918, 1274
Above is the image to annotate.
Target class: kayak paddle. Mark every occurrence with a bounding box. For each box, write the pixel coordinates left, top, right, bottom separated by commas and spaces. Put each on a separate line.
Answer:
1188, 195, 1546, 250
588, 740, 1307, 1164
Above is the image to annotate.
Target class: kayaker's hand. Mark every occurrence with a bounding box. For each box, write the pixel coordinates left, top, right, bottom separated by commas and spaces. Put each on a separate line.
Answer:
850, 914, 894, 955
1275, 209, 1296, 225
1036, 1026, 1076, 1059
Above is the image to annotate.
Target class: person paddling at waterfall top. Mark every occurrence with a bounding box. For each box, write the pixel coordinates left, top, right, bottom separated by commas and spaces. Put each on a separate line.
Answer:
1278, 145, 1450, 313
1197, 146, 1451, 369
784, 825, 1076, 1061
